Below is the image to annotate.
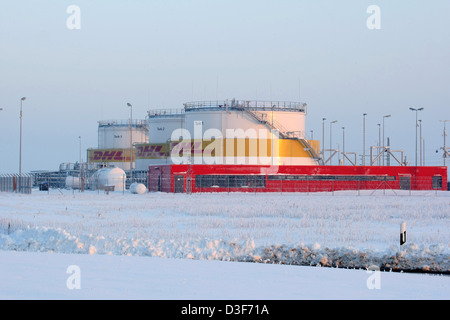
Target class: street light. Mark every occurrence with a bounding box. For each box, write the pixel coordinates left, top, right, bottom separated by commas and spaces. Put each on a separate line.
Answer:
377, 124, 381, 165
127, 102, 133, 183
342, 126, 345, 165
409, 107, 424, 166
322, 118, 326, 164
382, 115, 391, 166
363, 113, 367, 166
19, 97, 26, 177
418, 120, 423, 166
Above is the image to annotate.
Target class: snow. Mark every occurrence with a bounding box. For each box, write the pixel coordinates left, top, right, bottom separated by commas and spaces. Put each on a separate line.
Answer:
1, 250, 449, 300
0, 189, 449, 299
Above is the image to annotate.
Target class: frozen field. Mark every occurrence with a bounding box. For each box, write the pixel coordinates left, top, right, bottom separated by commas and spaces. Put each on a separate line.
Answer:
0, 189, 449, 299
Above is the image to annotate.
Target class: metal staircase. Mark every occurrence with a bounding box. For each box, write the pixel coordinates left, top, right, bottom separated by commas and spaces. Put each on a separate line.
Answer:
239, 106, 323, 165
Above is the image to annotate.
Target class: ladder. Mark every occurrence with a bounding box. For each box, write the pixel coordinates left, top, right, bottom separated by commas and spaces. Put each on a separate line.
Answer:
239, 106, 323, 165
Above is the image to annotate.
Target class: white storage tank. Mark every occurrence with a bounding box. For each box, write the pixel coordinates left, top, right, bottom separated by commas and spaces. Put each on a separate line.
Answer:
183, 100, 307, 139
90, 167, 126, 191
130, 182, 147, 194
95, 119, 149, 171
179, 100, 317, 165
98, 120, 149, 149
65, 176, 80, 189
147, 109, 185, 143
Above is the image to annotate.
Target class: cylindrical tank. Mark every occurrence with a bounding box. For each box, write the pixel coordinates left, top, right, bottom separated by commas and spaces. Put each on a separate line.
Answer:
65, 176, 80, 189
147, 110, 185, 143
183, 100, 307, 139
98, 120, 149, 149
130, 182, 147, 194
90, 167, 126, 191
179, 100, 315, 165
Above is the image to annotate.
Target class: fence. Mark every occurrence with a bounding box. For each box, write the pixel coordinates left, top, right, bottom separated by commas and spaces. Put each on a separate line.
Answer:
31, 169, 149, 192
0, 174, 33, 194
149, 176, 449, 196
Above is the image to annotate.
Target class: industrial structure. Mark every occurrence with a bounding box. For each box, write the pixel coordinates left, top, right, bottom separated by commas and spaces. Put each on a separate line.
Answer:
30, 98, 446, 193
148, 165, 447, 193
140, 99, 447, 193
88, 119, 149, 171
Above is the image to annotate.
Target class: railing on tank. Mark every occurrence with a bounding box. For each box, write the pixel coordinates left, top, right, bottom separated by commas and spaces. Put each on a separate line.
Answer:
98, 119, 148, 128
147, 109, 185, 118
183, 100, 307, 113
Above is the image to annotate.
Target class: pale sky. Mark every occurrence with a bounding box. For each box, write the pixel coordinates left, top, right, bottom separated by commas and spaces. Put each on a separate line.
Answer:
0, 0, 449, 173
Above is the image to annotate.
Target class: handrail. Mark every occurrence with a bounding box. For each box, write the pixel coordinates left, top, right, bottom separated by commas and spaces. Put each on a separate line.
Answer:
147, 109, 185, 118
98, 119, 148, 127
184, 100, 307, 113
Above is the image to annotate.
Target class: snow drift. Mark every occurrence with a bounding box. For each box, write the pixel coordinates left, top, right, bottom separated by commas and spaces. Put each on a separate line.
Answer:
0, 190, 449, 273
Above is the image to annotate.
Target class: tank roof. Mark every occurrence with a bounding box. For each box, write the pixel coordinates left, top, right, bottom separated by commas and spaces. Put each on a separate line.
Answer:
98, 119, 148, 128
183, 99, 307, 113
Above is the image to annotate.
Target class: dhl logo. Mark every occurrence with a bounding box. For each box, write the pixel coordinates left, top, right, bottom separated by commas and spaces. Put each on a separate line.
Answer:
88, 149, 132, 162
134, 142, 212, 159
136, 145, 167, 159
171, 141, 210, 157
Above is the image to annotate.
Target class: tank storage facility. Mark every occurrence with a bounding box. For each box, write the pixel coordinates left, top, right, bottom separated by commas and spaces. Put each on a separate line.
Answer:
28, 98, 447, 193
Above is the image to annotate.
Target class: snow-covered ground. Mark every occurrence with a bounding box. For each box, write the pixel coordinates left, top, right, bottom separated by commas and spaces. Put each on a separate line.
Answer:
1, 250, 449, 300
0, 189, 449, 299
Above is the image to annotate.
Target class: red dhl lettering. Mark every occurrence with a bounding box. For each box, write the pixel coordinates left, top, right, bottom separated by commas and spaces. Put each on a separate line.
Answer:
171, 141, 208, 157
90, 150, 127, 162
93, 151, 103, 161
192, 142, 203, 155
136, 145, 166, 158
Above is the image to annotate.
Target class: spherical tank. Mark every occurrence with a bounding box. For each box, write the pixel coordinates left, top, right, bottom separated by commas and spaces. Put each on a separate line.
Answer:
90, 167, 126, 191
130, 182, 147, 194
65, 176, 80, 189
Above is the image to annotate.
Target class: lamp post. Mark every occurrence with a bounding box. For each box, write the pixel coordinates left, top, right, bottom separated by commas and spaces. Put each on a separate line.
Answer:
342, 126, 345, 165
418, 120, 422, 166
409, 108, 424, 167
19, 97, 26, 177
382, 115, 391, 166
322, 118, 326, 164
330, 120, 338, 165
377, 124, 381, 165
79, 136, 83, 191
363, 113, 367, 166
127, 103, 133, 183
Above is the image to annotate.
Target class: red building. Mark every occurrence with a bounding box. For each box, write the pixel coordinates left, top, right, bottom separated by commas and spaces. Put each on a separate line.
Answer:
148, 165, 448, 193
